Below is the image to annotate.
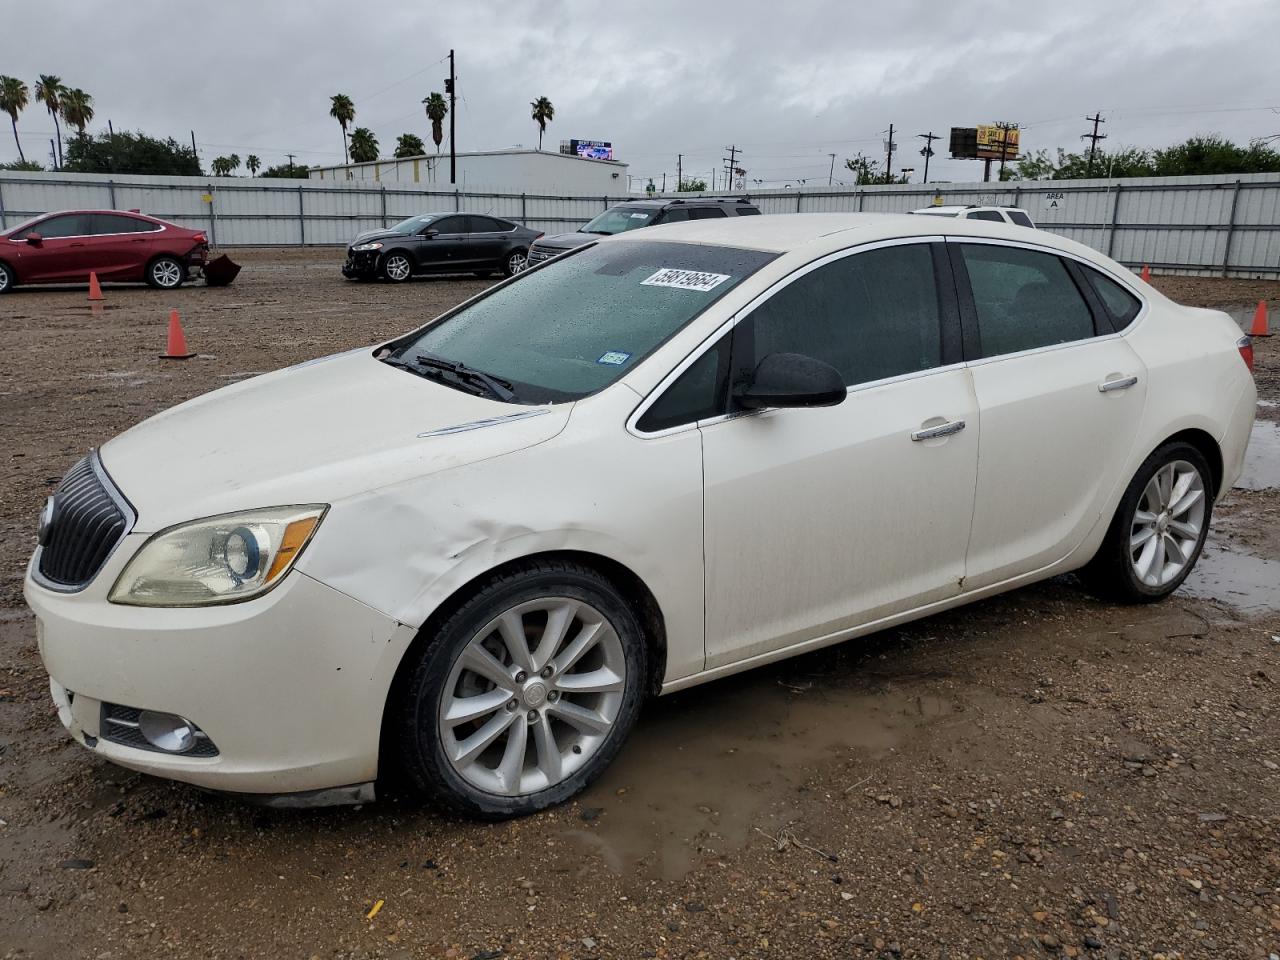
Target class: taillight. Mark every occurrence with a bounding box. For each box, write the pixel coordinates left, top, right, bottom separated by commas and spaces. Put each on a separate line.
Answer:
1237, 335, 1254, 372
193, 232, 207, 245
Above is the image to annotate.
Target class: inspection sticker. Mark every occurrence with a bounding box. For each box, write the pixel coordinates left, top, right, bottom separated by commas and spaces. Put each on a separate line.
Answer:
597, 351, 632, 366
641, 268, 731, 292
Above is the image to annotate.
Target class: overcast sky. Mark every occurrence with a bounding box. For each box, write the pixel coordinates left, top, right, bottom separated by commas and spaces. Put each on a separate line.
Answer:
5, 0, 1279, 188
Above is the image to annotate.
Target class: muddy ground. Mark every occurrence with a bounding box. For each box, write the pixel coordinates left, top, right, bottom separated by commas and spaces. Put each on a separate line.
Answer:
1, 250, 1278, 960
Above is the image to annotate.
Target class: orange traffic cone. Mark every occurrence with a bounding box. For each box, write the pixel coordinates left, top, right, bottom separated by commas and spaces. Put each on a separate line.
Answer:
159, 310, 196, 360
1251, 300, 1271, 338
1140, 264, 1151, 283
87, 271, 104, 301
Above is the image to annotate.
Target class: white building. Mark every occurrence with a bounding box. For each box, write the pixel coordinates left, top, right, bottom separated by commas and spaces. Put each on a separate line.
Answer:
308, 149, 628, 195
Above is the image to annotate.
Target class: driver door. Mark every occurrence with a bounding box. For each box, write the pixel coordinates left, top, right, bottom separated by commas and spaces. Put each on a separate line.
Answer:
418, 215, 471, 271
698, 240, 980, 669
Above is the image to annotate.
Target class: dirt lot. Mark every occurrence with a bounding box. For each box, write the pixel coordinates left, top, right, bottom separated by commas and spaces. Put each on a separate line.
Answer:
1, 250, 1278, 960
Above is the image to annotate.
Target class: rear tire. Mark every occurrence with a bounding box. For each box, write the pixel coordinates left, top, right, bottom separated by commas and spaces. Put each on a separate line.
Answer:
146, 256, 186, 290
502, 248, 528, 277
381, 253, 413, 283
393, 560, 648, 819
1080, 441, 1213, 603
0, 261, 13, 294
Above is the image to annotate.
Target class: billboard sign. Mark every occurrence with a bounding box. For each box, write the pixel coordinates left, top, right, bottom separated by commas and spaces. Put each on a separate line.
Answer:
570, 139, 614, 161
975, 125, 1019, 160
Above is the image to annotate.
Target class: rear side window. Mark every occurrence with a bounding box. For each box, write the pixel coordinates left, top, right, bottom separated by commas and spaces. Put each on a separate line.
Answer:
967, 210, 1005, 222
636, 335, 730, 432
90, 213, 153, 235
1006, 210, 1034, 228
1085, 268, 1142, 328
959, 244, 1095, 358
736, 207, 761, 216
739, 243, 943, 387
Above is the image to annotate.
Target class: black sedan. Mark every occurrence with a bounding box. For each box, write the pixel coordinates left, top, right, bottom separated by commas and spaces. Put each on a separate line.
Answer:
342, 214, 542, 282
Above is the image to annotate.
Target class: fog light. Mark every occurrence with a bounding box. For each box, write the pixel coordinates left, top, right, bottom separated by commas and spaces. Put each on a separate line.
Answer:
138, 710, 197, 753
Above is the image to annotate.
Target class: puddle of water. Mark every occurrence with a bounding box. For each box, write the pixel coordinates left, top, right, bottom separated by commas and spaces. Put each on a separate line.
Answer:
556, 671, 980, 879
1181, 535, 1280, 613
1236, 420, 1280, 491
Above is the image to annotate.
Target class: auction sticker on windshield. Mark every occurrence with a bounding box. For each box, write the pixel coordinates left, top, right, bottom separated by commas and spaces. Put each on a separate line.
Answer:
641, 268, 731, 292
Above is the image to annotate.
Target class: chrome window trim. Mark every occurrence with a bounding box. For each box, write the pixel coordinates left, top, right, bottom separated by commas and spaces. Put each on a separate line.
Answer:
7, 217, 166, 241
29, 449, 138, 594
626, 235, 949, 439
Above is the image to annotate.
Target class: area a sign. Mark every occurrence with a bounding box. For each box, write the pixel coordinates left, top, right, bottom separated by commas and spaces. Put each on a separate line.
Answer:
1043, 191, 1065, 211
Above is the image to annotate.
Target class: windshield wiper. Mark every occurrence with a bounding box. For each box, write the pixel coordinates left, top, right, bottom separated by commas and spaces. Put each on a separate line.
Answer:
411, 353, 517, 402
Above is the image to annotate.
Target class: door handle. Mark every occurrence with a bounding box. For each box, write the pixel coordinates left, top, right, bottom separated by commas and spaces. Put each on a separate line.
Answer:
1098, 375, 1139, 393
911, 419, 966, 441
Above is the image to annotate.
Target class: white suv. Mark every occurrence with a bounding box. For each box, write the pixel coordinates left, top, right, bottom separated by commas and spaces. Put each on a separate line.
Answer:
913, 204, 1037, 228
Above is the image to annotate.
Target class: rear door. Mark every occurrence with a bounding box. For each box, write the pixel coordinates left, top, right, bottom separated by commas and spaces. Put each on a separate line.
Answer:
951, 240, 1148, 589
417, 215, 470, 271
468, 215, 514, 266
84, 213, 155, 277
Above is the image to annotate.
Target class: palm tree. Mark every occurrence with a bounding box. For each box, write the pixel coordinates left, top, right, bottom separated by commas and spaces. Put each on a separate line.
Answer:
394, 133, 425, 159
59, 88, 94, 144
34, 74, 65, 168
0, 76, 30, 164
529, 96, 555, 151
423, 92, 447, 153
329, 93, 355, 164
210, 156, 229, 176
246, 154, 260, 175
228, 153, 241, 175
349, 127, 378, 163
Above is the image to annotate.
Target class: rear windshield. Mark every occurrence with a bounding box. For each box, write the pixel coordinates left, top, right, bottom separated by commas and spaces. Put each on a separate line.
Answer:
390, 240, 776, 403
580, 207, 656, 235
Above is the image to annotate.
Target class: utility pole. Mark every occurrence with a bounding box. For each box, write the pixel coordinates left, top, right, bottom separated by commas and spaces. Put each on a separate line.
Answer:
446, 49, 457, 185
286, 153, 297, 176
1082, 112, 1107, 177
661, 172, 666, 192
676, 153, 682, 190
917, 131, 939, 184
723, 145, 741, 193
884, 124, 895, 183
995, 121, 1017, 180
828, 153, 836, 186
190, 130, 199, 172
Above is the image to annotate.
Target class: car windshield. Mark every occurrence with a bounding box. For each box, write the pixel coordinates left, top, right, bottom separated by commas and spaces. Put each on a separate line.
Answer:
388, 215, 439, 234
3, 214, 48, 236
390, 240, 776, 403
579, 207, 656, 235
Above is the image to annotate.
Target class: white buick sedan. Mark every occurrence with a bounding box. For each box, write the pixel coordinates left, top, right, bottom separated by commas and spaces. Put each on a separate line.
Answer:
26, 214, 1256, 817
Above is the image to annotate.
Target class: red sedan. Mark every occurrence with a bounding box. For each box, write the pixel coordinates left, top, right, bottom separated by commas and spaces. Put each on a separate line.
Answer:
0, 209, 209, 293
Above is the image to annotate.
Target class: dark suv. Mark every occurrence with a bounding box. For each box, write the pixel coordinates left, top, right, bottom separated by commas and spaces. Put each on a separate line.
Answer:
525, 196, 760, 267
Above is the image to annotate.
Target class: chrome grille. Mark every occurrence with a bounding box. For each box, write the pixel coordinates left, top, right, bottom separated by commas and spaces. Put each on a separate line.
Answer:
101, 703, 220, 758
36, 453, 133, 590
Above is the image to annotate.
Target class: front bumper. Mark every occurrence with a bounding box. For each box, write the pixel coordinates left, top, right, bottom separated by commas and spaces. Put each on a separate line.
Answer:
342, 249, 380, 278
26, 551, 413, 799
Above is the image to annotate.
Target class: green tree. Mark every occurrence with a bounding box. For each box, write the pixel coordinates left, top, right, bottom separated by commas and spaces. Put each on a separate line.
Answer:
246, 154, 260, 175
34, 74, 65, 168
530, 96, 555, 150
59, 88, 94, 143
64, 130, 200, 175
259, 160, 307, 178
210, 155, 231, 176
0, 76, 30, 164
349, 127, 378, 163
423, 92, 447, 152
1152, 134, 1280, 176
0, 159, 43, 171
678, 177, 708, 192
227, 153, 241, 175
844, 152, 885, 185
394, 132, 425, 158
329, 93, 355, 164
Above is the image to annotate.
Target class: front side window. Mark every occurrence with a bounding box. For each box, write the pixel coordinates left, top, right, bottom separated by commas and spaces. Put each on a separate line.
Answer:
390, 240, 776, 403
736, 207, 761, 216
431, 216, 466, 235
959, 244, 1095, 358
657, 208, 690, 224
26, 214, 89, 239
580, 207, 655, 235
689, 207, 728, 219
737, 243, 943, 388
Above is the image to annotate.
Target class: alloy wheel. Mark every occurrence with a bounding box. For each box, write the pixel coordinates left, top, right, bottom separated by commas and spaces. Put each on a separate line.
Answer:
0, 267, 10, 293
152, 260, 182, 288
438, 597, 626, 797
384, 255, 411, 281
1129, 459, 1206, 587
507, 251, 527, 274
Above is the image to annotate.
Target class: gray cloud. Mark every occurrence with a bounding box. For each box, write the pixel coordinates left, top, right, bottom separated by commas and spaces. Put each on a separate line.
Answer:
5, 0, 1278, 186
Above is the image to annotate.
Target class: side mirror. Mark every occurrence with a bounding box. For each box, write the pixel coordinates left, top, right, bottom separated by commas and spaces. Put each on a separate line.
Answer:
422, 228, 439, 238
25, 232, 42, 245
734, 352, 846, 410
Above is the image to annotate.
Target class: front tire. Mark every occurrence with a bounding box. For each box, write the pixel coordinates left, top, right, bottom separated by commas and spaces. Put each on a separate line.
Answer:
381, 252, 413, 283
502, 248, 528, 277
1081, 441, 1213, 603
146, 256, 186, 290
0, 261, 13, 294
394, 560, 648, 819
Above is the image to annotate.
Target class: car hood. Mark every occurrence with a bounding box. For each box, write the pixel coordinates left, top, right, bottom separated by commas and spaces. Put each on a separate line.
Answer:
100, 349, 570, 531
534, 231, 597, 251
348, 229, 410, 247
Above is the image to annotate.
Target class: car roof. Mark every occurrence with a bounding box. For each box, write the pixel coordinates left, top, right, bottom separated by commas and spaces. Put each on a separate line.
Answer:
612, 211, 1085, 259
614, 196, 755, 209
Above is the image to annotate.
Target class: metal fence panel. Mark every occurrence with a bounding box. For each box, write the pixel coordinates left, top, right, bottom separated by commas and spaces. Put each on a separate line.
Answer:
1, 170, 1277, 275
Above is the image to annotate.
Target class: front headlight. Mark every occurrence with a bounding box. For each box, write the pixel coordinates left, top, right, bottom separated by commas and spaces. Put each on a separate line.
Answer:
109, 505, 327, 607
352, 242, 383, 252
